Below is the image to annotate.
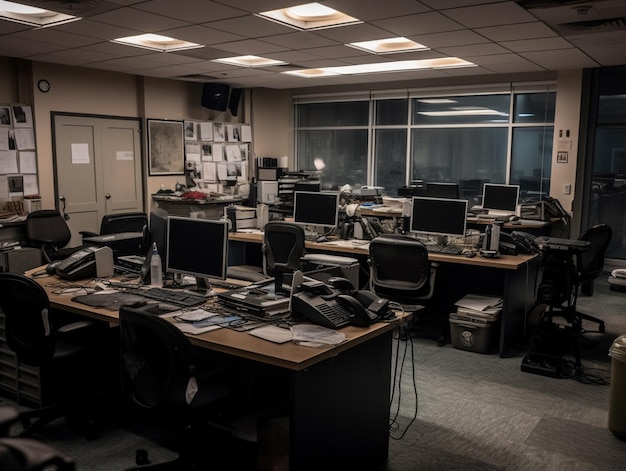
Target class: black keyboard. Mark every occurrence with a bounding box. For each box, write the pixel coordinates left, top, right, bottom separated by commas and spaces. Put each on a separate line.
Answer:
132, 287, 207, 307
316, 303, 352, 329
426, 244, 464, 255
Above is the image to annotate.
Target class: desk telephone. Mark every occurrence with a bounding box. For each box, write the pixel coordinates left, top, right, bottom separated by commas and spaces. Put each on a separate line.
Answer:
291, 277, 391, 329
53, 247, 99, 280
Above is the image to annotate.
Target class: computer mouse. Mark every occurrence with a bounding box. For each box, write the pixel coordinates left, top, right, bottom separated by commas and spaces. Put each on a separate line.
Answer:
316, 236, 329, 243
508, 215, 519, 222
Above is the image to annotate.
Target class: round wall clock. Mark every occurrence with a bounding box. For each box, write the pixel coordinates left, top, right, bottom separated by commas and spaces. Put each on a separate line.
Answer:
38, 79, 50, 93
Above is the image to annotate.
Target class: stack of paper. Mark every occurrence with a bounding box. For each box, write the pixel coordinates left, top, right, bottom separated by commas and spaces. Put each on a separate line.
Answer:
454, 294, 502, 321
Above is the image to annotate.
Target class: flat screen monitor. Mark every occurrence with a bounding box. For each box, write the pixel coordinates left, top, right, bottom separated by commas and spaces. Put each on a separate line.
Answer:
166, 216, 228, 292
149, 208, 168, 261
293, 191, 339, 228
425, 182, 459, 199
410, 197, 468, 238
482, 183, 519, 213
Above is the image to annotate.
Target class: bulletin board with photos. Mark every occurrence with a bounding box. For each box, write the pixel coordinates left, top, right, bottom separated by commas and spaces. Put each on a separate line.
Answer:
0, 103, 39, 214
183, 120, 252, 191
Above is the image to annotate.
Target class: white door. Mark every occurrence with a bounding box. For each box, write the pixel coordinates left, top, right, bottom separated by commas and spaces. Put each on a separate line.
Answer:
53, 115, 143, 247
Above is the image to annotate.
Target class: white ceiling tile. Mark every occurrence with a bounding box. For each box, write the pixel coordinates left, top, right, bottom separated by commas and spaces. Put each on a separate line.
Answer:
442, 2, 536, 28
476, 22, 559, 42
260, 32, 340, 49
132, 0, 248, 23
212, 39, 289, 55
206, 15, 294, 38
89, 8, 188, 32
520, 49, 600, 70
160, 25, 245, 45
437, 42, 509, 57
324, 0, 431, 21
410, 30, 490, 48
500, 37, 574, 53
372, 12, 465, 36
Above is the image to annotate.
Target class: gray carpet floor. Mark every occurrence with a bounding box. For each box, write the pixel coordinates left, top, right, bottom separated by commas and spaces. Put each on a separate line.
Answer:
3, 272, 625, 470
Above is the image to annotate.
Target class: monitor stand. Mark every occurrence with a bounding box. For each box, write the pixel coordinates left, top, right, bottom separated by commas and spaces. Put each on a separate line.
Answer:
187, 276, 214, 296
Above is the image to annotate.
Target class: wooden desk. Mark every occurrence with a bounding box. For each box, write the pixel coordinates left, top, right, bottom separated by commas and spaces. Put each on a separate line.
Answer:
29, 269, 399, 470
229, 231, 539, 357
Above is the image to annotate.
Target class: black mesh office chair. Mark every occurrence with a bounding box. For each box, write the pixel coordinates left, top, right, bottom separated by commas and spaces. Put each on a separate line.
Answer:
577, 224, 612, 296
262, 221, 306, 295
368, 234, 440, 341
0, 273, 101, 439
0, 406, 76, 471
25, 210, 75, 263
531, 225, 612, 375
119, 306, 235, 467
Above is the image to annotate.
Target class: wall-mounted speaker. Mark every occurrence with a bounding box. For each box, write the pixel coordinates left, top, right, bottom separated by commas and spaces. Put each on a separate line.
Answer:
201, 83, 230, 111
228, 88, 242, 116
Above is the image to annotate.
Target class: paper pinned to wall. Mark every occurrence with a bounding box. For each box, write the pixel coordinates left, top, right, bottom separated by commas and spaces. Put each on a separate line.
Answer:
23, 174, 39, 195
71, 143, 90, 164
0, 150, 18, 173
212, 143, 224, 162
200, 122, 213, 141
14, 128, 35, 150
19, 151, 37, 173
116, 150, 134, 161
240, 124, 251, 142
0, 175, 8, 198
0, 129, 9, 150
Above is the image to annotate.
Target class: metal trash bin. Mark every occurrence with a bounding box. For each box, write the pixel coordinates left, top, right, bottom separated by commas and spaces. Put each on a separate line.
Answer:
609, 335, 626, 439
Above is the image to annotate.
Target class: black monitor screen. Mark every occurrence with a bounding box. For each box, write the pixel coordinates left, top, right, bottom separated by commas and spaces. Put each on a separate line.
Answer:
425, 182, 459, 199
293, 191, 339, 228
166, 217, 228, 285
482, 184, 519, 212
410, 197, 468, 237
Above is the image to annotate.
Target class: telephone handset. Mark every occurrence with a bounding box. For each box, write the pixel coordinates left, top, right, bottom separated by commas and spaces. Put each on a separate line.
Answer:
543, 197, 568, 220
335, 294, 379, 327
55, 247, 98, 280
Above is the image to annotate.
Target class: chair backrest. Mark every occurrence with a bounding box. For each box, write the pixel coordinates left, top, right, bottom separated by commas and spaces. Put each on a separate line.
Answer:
263, 221, 305, 275
0, 273, 55, 367
119, 306, 203, 413
577, 224, 613, 281
25, 210, 71, 254
99, 212, 148, 235
369, 234, 434, 303
0, 438, 75, 471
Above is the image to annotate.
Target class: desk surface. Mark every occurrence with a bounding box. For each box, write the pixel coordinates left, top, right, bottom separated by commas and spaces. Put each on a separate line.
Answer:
229, 231, 537, 270
27, 269, 403, 371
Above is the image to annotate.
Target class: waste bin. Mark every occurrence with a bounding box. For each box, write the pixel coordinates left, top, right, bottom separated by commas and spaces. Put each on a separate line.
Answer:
609, 335, 626, 439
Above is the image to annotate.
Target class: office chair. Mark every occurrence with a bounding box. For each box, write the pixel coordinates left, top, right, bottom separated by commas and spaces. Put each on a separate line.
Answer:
80, 212, 149, 256
119, 306, 235, 467
0, 406, 76, 471
25, 210, 75, 263
368, 234, 440, 341
262, 221, 306, 295
0, 273, 101, 439
577, 224, 612, 296
80, 212, 148, 238
532, 226, 612, 375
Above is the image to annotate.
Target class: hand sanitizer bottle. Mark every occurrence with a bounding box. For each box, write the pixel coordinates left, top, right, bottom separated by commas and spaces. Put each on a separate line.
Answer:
150, 242, 163, 287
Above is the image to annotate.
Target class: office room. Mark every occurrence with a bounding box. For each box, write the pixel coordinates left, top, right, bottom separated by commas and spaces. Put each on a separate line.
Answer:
1, 1, 626, 470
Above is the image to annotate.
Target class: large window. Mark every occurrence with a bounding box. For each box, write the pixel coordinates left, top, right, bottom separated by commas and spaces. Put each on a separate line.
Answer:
295, 86, 555, 202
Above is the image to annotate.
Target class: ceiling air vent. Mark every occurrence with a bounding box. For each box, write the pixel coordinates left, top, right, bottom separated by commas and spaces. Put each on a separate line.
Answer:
560, 16, 626, 33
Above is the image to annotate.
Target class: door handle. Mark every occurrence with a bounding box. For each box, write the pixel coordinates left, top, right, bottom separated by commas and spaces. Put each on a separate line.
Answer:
105, 193, 111, 199
59, 195, 70, 220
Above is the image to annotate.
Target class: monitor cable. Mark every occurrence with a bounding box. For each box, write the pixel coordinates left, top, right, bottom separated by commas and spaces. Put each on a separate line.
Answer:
388, 302, 419, 441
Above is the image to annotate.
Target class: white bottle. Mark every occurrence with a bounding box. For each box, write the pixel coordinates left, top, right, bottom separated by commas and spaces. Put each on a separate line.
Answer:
150, 242, 163, 287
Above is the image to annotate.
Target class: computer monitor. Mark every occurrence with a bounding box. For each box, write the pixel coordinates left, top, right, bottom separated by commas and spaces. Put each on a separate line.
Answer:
166, 216, 228, 293
424, 182, 459, 199
410, 196, 468, 238
482, 183, 519, 214
149, 208, 168, 260
293, 191, 339, 229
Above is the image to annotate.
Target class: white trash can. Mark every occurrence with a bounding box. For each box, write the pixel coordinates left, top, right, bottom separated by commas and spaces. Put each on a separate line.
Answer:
609, 335, 626, 439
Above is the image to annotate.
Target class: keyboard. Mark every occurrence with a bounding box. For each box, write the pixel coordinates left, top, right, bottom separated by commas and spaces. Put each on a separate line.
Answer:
132, 287, 207, 307
426, 244, 465, 255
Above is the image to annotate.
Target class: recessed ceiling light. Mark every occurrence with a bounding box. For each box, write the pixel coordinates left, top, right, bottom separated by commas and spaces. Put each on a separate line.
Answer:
0, 0, 79, 27
418, 99, 457, 104
112, 34, 203, 52
212, 55, 287, 68
257, 2, 361, 30
282, 57, 476, 78
347, 37, 430, 55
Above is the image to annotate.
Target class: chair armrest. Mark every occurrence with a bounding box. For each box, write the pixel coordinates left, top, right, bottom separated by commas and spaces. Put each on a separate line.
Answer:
79, 231, 98, 238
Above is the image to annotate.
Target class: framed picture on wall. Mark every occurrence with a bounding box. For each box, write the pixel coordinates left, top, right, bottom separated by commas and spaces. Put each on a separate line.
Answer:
148, 119, 185, 175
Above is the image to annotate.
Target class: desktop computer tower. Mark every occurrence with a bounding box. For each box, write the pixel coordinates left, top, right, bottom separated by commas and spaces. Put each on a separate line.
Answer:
258, 181, 279, 204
